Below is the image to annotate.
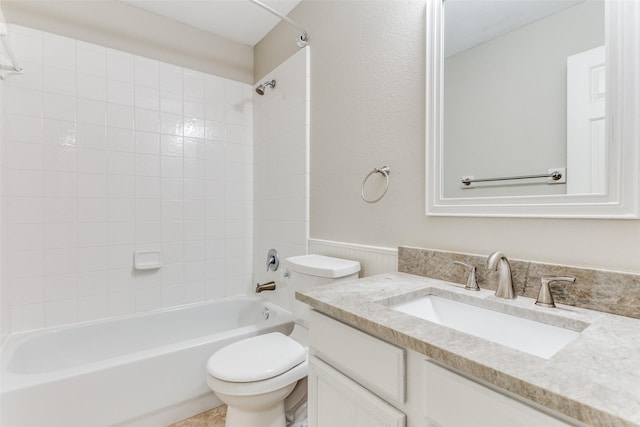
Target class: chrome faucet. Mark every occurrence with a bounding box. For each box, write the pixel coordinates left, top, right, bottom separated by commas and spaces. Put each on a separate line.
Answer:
535, 276, 575, 308
486, 251, 516, 299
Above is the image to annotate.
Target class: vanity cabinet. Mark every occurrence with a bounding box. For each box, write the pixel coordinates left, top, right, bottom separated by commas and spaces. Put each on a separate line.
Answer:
307, 310, 583, 427
424, 361, 578, 427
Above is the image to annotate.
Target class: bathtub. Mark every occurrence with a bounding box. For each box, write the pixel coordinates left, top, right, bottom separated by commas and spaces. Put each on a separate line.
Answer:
0, 295, 294, 427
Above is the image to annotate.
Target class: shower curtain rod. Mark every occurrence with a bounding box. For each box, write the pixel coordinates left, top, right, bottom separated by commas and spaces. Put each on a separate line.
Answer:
248, 0, 308, 48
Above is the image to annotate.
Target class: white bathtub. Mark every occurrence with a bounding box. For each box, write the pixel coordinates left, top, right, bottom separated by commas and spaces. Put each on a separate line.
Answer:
0, 295, 294, 427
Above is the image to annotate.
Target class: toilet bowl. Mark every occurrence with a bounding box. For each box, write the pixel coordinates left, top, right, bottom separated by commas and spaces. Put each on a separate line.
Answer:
206, 254, 361, 427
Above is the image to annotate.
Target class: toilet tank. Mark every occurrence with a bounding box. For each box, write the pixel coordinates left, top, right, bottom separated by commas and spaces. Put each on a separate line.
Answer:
285, 254, 360, 327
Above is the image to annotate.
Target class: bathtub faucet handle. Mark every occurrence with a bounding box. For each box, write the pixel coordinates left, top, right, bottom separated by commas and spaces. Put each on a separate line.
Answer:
266, 248, 280, 271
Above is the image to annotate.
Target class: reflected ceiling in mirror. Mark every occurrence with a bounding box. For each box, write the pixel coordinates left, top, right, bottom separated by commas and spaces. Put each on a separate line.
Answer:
426, 0, 640, 218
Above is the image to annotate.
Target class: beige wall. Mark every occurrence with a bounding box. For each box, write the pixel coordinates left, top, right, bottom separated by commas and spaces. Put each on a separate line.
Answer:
254, 0, 640, 274
2, 0, 253, 83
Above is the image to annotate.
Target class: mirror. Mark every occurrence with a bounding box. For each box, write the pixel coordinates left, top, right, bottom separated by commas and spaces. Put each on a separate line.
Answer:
426, 0, 640, 218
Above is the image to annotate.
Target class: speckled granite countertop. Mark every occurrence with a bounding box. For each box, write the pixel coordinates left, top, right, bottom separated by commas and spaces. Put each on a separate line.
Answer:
296, 272, 640, 427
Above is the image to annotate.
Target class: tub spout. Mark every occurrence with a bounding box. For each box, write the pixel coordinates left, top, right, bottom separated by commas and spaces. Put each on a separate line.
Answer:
256, 281, 276, 293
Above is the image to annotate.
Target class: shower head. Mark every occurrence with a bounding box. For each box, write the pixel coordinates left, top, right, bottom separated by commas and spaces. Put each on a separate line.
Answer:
255, 79, 276, 95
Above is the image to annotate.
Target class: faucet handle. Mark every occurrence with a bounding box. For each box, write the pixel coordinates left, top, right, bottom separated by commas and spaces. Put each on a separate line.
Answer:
535, 276, 575, 308
454, 261, 480, 291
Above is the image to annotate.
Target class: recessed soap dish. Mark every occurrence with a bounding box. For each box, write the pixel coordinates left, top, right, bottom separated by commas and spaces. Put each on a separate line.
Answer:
134, 250, 162, 270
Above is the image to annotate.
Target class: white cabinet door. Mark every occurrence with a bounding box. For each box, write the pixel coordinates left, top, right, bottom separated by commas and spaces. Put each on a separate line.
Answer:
308, 356, 405, 427
425, 361, 578, 427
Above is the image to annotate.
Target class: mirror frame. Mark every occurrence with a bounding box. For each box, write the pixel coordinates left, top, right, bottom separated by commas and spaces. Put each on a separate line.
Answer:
426, 0, 640, 218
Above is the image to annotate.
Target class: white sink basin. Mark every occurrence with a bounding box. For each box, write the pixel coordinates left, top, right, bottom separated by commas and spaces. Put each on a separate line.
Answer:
392, 295, 580, 359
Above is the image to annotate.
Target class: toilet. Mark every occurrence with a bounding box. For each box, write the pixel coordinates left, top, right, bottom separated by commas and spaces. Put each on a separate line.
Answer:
206, 254, 361, 427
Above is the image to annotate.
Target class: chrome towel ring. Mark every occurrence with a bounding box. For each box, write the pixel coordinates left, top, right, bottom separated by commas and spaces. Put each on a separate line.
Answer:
361, 166, 391, 203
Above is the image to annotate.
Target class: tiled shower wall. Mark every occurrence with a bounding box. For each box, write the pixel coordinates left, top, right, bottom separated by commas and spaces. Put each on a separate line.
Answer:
1, 25, 253, 333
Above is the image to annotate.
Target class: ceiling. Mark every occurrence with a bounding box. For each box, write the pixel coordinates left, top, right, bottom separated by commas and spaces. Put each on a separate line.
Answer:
120, 0, 302, 46
444, 0, 585, 57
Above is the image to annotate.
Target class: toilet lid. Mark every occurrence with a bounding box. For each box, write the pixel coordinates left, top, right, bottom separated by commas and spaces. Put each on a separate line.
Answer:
207, 332, 306, 383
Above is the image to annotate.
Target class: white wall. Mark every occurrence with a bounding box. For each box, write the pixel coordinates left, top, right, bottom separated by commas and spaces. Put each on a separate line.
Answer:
252, 47, 309, 305
1, 25, 253, 333
254, 0, 640, 274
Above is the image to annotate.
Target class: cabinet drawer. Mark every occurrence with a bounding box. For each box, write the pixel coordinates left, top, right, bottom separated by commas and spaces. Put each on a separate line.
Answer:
309, 311, 405, 404
425, 361, 578, 427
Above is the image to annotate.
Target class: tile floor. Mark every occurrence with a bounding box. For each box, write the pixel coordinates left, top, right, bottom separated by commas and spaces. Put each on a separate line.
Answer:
169, 405, 226, 427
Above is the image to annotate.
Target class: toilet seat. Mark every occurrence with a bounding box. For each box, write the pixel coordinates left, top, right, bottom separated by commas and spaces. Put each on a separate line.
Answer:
207, 356, 308, 397
207, 332, 306, 382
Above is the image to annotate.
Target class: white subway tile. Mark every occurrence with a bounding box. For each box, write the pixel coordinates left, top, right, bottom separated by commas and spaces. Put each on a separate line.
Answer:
161, 221, 184, 243
160, 135, 183, 157
11, 30, 43, 64
108, 199, 135, 222
184, 70, 204, 98
136, 199, 161, 221
43, 93, 76, 121
44, 198, 77, 223
78, 271, 108, 296
44, 274, 78, 301
161, 91, 183, 114
108, 223, 135, 246
5, 87, 43, 117
44, 248, 77, 275
77, 173, 107, 198
161, 112, 184, 136
77, 222, 109, 247
7, 142, 43, 170
45, 299, 78, 327
135, 153, 160, 177
107, 127, 135, 152
77, 73, 107, 102
10, 277, 45, 305
107, 80, 134, 106
77, 44, 107, 77
11, 303, 45, 332
135, 108, 160, 133
108, 175, 135, 198
76, 123, 106, 149
6, 224, 42, 252
6, 197, 44, 224
161, 178, 184, 199
108, 151, 135, 175
107, 104, 134, 129
43, 35, 75, 71
108, 244, 135, 269
135, 221, 161, 244
159, 63, 182, 94
44, 66, 76, 96
108, 291, 135, 316
162, 263, 184, 286
161, 284, 184, 307
161, 242, 184, 264
107, 49, 134, 83
134, 56, 160, 88
43, 144, 76, 172
5, 114, 43, 144
77, 148, 108, 174
135, 131, 160, 154
136, 176, 161, 199
135, 85, 160, 111
7, 170, 42, 197
160, 156, 183, 178
76, 246, 108, 272
42, 119, 76, 146
205, 75, 225, 101
78, 294, 108, 322
135, 287, 162, 312
8, 61, 43, 91
77, 99, 107, 125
